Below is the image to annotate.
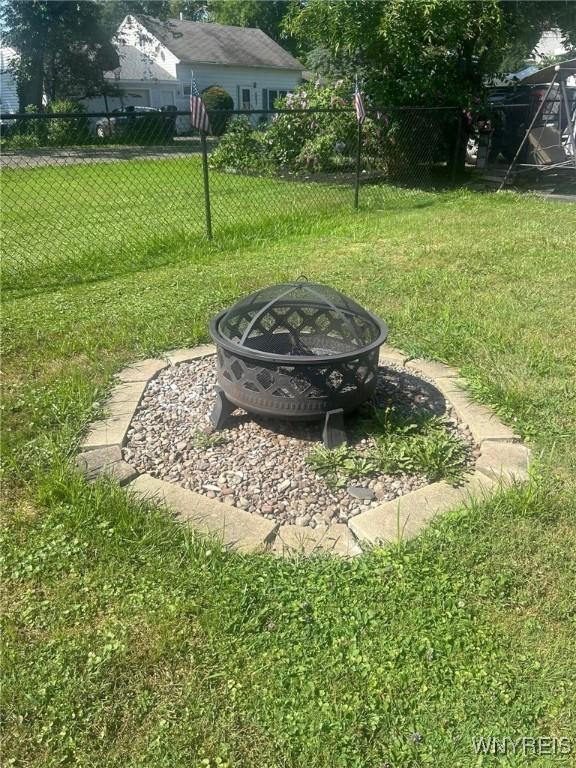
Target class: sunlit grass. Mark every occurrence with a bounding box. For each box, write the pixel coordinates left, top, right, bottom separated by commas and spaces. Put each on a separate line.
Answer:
2, 188, 575, 767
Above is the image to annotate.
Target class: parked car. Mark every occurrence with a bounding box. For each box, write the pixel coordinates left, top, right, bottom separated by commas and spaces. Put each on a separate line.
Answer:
94, 105, 177, 140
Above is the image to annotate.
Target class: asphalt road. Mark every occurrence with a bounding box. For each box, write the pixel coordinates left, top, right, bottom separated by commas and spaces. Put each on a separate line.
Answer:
0, 141, 216, 169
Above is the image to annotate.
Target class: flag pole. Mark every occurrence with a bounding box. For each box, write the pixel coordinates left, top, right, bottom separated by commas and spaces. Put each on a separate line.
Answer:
201, 130, 212, 240
354, 121, 362, 210
354, 75, 362, 210
191, 70, 212, 239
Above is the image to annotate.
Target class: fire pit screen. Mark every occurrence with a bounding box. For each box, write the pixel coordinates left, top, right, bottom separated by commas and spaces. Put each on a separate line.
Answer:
209, 281, 388, 447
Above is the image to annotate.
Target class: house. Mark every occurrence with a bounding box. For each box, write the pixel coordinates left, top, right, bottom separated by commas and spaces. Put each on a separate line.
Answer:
84, 15, 304, 129
0, 47, 19, 115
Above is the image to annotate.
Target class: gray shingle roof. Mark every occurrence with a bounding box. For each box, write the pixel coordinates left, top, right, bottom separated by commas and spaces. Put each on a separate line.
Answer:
105, 44, 176, 81
135, 16, 303, 71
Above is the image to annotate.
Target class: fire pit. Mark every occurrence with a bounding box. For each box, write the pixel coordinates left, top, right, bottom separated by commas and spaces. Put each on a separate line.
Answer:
209, 281, 388, 447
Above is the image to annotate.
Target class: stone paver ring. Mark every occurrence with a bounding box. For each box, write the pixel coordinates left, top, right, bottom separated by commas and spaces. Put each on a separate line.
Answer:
76, 344, 530, 557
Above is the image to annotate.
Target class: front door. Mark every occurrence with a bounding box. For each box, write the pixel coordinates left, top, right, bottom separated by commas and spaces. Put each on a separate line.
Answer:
240, 86, 252, 110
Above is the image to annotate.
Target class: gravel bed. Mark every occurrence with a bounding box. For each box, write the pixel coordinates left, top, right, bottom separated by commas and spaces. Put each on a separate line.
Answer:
123, 356, 476, 528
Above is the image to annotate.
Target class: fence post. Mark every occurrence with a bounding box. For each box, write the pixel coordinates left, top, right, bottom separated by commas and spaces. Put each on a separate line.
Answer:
200, 130, 213, 240
354, 121, 362, 210
451, 110, 463, 183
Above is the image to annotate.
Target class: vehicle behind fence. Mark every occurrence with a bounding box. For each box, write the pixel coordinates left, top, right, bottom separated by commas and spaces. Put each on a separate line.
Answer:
1, 106, 464, 294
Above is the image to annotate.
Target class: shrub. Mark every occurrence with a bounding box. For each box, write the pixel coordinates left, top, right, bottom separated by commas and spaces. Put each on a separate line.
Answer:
209, 117, 271, 172
4, 104, 48, 148
3, 132, 42, 150
47, 100, 89, 146
296, 131, 356, 173
208, 80, 453, 178
265, 81, 357, 172
202, 86, 233, 136
207, 81, 365, 175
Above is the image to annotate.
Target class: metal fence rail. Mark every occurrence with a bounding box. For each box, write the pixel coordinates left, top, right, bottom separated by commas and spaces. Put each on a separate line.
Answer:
1, 107, 464, 294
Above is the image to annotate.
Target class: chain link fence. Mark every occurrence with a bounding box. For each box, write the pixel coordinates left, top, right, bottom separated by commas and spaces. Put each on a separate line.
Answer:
470, 90, 576, 188
1, 106, 464, 294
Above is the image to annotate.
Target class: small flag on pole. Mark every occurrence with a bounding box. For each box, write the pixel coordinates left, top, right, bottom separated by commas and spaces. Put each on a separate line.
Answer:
190, 73, 210, 134
354, 79, 366, 124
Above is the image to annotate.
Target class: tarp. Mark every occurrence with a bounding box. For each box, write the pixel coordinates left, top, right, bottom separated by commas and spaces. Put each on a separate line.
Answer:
521, 57, 576, 84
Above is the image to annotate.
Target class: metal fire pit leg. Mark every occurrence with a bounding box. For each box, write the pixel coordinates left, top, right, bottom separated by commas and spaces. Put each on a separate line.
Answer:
322, 408, 346, 449
210, 386, 236, 430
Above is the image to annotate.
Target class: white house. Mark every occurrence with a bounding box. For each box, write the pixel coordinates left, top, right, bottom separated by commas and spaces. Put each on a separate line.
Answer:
0, 47, 19, 115
84, 15, 304, 128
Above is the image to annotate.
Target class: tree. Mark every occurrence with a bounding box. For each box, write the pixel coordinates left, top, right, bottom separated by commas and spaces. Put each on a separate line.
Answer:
284, 0, 576, 105
498, 1, 576, 73
1, 0, 119, 110
285, 0, 505, 106
208, 0, 297, 52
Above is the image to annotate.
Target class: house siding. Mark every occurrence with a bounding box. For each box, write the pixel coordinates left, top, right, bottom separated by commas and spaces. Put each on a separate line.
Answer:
117, 16, 180, 78
174, 63, 301, 111
0, 47, 19, 114
82, 15, 303, 131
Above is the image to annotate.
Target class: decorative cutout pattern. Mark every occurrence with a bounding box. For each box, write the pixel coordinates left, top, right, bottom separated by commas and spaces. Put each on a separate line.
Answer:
217, 346, 378, 416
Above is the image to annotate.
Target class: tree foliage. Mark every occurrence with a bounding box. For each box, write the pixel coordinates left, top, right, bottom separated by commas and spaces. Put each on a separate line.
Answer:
285, 0, 504, 105
1, 0, 119, 110
284, 0, 576, 105
498, 1, 576, 72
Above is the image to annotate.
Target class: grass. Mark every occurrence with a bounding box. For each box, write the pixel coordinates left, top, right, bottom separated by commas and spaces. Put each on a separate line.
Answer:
2, 169, 576, 766
1, 156, 374, 293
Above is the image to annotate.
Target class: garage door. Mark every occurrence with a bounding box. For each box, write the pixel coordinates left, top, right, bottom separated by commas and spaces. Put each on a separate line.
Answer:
122, 89, 151, 107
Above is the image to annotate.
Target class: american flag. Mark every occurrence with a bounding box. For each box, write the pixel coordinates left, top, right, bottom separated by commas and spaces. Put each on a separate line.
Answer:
190, 74, 210, 134
354, 82, 366, 124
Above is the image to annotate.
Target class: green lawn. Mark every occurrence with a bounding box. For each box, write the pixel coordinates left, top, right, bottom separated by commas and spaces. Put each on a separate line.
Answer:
1, 156, 366, 293
2, 180, 576, 767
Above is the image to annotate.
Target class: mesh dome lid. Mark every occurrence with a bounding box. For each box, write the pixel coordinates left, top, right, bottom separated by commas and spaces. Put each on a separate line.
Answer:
210, 281, 388, 362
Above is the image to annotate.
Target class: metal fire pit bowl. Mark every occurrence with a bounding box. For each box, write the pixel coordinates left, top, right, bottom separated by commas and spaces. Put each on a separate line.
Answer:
209, 281, 388, 447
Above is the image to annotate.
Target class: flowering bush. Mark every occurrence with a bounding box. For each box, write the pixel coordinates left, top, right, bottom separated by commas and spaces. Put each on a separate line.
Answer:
209, 81, 454, 179
266, 81, 357, 171
209, 117, 271, 173
211, 82, 361, 175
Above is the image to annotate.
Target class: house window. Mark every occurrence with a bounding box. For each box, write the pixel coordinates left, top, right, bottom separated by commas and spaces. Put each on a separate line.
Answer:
267, 90, 288, 109
183, 85, 191, 96
241, 88, 251, 110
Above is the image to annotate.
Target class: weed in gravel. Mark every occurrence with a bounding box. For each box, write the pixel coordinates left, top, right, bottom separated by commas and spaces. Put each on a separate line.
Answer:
190, 429, 228, 449
306, 407, 470, 487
